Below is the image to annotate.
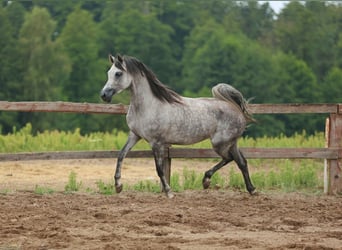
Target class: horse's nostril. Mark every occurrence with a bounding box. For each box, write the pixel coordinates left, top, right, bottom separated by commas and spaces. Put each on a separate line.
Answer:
100, 88, 114, 103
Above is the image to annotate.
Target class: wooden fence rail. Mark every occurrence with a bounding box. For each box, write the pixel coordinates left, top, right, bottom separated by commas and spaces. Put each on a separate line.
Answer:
0, 148, 340, 161
0, 101, 339, 114
0, 101, 341, 194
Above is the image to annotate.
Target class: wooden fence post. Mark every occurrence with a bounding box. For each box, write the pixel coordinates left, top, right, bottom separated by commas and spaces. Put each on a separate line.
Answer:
160, 147, 172, 192
325, 105, 342, 195
164, 150, 172, 186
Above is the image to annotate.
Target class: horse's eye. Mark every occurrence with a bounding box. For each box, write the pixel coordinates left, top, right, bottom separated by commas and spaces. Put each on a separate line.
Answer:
115, 71, 123, 78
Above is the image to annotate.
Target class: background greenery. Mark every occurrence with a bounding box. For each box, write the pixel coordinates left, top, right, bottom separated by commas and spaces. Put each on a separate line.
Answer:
1, 0, 341, 137
0, 123, 325, 153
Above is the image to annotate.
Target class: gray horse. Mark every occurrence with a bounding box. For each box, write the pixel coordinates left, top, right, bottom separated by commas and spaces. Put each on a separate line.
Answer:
101, 54, 256, 198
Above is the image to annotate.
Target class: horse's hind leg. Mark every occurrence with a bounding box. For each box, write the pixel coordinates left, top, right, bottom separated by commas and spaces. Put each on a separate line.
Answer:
230, 144, 256, 195
202, 158, 232, 189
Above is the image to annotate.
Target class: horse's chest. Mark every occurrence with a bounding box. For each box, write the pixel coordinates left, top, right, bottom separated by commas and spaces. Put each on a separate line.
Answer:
126, 110, 161, 137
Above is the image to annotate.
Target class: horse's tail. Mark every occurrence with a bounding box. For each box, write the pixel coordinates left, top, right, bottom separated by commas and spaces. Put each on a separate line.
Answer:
212, 83, 255, 123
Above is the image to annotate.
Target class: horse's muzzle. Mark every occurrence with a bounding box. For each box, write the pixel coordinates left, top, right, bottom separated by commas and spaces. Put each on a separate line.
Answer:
100, 88, 115, 103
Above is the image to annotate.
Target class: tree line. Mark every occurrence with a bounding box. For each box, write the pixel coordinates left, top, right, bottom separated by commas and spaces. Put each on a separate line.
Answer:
0, 0, 341, 137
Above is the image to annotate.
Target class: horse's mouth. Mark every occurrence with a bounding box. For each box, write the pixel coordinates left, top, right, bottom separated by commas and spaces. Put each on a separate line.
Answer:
100, 88, 115, 103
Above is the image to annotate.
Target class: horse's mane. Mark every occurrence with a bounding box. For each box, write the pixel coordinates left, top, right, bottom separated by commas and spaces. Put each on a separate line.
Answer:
119, 55, 182, 104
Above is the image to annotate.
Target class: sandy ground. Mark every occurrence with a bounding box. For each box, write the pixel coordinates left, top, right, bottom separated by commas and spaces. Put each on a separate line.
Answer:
0, 158, 217, 192
0, 159, 342, 249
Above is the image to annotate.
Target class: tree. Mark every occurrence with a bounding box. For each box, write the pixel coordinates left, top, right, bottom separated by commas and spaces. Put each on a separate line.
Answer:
100, 7, 176, 85
235, 1, 275, 40
181, 18, 278, 102
322, 67, 342, 103
0, 5, 22, 133
272, 52, 322, 135
4, 1, 26, 38
57, 7, 104, 102
18, 7, 70, 101
275, 1, 339, 81
56, 7, 111, 133
273, 53, 319, 103
16, 7, 71, 132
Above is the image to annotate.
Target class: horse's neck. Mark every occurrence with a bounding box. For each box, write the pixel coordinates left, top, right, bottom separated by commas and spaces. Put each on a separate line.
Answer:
129, 77, 156, 112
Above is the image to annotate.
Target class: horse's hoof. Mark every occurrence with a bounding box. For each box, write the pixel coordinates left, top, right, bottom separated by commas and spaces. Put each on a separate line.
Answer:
250, 189, 258, 196
166, 191, 175, 199
202, 178, 211, 189
115, 184, 123, 193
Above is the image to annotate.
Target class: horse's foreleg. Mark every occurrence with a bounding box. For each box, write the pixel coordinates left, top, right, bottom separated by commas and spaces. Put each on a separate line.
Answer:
115, 132, 141, 193
202, 158, 231, 189
152, 144, 174, 198
230, 145, 256, 195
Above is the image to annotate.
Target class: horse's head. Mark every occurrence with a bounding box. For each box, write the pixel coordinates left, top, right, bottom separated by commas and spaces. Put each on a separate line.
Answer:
100, 54, 133, 103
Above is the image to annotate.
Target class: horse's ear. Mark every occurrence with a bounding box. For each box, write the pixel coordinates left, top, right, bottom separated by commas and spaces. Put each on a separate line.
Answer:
116, 54, 123, 63
109, 54, 115, 64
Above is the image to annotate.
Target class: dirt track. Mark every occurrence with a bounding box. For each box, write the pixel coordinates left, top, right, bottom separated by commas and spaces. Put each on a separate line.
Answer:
0, 159, 342, 249
1, 191, 342, 250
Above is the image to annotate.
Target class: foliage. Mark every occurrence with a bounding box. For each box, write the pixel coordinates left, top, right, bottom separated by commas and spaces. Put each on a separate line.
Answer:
0, 1, 341, 136
96, 180, 114, 195
182, 167, 203, 190
170, 172, 182, 192
132, 180, 160, 193
64, 171, 82, 193
228, 160, 321, 192
0, 123, 325, 153
34, 185, 55, 195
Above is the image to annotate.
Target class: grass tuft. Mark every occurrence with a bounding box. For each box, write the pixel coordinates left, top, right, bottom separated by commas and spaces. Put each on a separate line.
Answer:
96, 180, 115, 195
34, 185, 54, 195
64, 171, 82, 193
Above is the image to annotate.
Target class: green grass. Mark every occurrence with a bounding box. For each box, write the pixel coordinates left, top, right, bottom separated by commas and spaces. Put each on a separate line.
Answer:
64, 171, 82, 193
96, 180, 115, 195
131, 180, 161, 193
228, 160, 322, 192
0, 123, 151, 152
126, 162, 319, 193
0, 123, 325, 153
34, 185, 55, 195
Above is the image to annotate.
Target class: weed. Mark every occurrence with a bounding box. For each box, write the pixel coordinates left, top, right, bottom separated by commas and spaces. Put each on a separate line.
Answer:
228, 168, 244, 189
0, 189, 11, 195
64, 171, 82, 193
133, 180, 160, 193
183, 167, 202, 190
210, 172, 226, 188
266, 170, 279, 188
170, 172, 182, 192
34, 185, 54, 195
96, 180, 115, 195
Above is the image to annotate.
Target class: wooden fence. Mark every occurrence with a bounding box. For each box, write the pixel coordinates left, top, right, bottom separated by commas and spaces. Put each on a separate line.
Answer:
0, 101, 341, 195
